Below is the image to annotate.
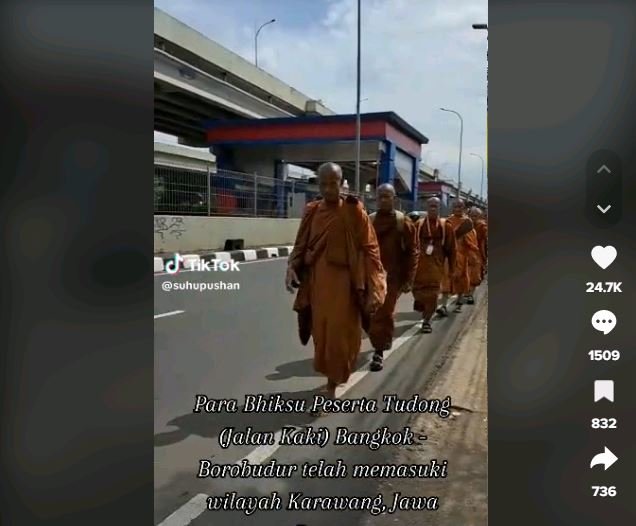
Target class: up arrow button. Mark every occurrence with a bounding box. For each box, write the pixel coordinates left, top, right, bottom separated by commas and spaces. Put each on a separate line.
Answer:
597, 165, 611, 174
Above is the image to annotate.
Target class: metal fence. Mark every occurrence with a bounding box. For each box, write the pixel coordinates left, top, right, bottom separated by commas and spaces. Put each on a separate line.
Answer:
154, 164, 486, 219
154, 165, 374, 218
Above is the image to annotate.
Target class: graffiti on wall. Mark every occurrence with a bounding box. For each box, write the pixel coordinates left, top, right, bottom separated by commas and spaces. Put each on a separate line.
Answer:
154, 216, 187, 241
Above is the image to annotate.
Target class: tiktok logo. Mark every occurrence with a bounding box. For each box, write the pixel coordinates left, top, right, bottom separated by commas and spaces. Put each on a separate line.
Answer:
165, 253, 184, 274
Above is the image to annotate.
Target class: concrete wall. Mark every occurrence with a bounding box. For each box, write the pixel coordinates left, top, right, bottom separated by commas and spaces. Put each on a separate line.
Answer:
154, 215, 300, 254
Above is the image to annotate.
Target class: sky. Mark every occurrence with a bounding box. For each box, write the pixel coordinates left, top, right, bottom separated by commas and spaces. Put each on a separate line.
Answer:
154, 0, 488, 195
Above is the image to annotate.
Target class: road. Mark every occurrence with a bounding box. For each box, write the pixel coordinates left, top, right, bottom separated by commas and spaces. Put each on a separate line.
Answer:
363, 290, 488, 526
154, 257, 485, 525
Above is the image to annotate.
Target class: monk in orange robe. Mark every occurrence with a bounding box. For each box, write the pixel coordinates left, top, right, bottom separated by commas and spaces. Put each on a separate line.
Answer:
439, 199, 480, 314
367, 184, 419, 372
286, 162, 386, 408
412, 197, 456, 333
466, 207, 488, 303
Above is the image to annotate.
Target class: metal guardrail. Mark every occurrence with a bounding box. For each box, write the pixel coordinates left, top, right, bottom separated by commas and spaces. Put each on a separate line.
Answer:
153, 165, 438, 218
154, 165, 370, 218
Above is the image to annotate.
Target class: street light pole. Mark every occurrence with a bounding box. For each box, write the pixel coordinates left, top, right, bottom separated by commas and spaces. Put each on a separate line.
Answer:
255, 18, 276, 68
440, 108, 464, 199
470, 153, 485, 200
355, 0, 362, 196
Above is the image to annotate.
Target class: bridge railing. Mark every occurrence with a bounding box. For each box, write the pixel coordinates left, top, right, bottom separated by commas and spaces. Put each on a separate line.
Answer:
154, 165, 367, 219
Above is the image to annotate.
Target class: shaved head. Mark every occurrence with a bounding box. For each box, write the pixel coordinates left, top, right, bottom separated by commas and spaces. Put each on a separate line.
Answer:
317, 162, 342, 182
452, 199, 466, 217
377, 183, 396, 212
426, 196, 441, 219
469, 207, 482, 218
317, 162, 343, 204
377, 183, 396, 196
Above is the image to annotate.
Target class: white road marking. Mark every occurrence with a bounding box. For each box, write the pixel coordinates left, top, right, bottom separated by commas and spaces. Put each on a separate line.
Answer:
242, 249, 258, 261
156, 493, 208, 526
212, 251, 232, 261
154, 310, 185, 319
154, 257, 164, 272
238, 428, 288, 465
335, 323, 421, 398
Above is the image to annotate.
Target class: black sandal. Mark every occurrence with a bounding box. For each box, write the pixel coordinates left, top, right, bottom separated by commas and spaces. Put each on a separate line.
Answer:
420, 321, 432, 333
454, 301, 463, 313
369, 351, 384, 372
466, 295, 475, 305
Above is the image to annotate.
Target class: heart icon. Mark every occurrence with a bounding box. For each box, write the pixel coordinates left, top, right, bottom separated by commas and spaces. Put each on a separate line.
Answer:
591, 246, 617, 270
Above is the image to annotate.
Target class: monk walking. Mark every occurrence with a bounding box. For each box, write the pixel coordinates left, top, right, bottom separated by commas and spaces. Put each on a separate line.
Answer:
438, 199, 480, 314
367, 184, 419, 371
286, 162, 386, 409
412, 197, 456, 333
466, 207, 488, 303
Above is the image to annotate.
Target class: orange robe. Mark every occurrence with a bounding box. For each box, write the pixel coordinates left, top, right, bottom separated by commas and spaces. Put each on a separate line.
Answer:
441, 215, 480, 295
473, 219, 488, 280
413, 217, 456, 320
289, 197, 385, 384
368, 212, 419, 351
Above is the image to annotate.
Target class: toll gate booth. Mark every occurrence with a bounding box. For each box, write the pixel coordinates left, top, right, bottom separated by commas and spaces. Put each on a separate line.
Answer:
204, 112, 429, 216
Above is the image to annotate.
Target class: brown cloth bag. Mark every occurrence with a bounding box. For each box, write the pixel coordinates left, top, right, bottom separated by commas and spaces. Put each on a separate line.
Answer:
291, 203, 327, 346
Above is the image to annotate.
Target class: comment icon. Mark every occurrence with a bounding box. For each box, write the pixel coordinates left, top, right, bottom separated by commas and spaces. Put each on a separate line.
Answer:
591, 310, 616, 335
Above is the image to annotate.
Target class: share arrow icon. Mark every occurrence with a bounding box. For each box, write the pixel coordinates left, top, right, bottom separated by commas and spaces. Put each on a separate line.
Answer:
590, 447, 618, 470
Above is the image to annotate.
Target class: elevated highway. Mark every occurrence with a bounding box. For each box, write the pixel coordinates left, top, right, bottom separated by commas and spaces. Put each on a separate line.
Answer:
154, 8, 334, 146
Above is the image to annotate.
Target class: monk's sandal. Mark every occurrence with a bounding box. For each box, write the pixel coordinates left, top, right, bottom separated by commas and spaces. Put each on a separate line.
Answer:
420, 321, 432, 334
370, 351, 384, 372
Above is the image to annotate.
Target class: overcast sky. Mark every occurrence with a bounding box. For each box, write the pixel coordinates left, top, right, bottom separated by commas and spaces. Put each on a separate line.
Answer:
154, 0, 488, 195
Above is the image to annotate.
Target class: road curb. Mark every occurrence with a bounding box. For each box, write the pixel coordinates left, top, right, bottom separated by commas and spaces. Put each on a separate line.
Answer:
154, 245, 293, 273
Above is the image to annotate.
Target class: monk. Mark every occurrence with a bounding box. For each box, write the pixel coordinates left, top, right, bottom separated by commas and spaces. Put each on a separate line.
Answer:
412, 197, 456, 333
438, 199, 480, 314
476, 206, 488, 276
367, 184, 419, 371
286, 162, 386, 410
466, 207, 488, 303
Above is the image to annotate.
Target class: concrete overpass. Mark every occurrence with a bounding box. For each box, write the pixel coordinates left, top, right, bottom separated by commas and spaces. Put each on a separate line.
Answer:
154, 8, 334, 146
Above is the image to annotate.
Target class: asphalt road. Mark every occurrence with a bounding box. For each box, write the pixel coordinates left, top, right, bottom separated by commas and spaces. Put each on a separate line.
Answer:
154, 258, 482, 526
